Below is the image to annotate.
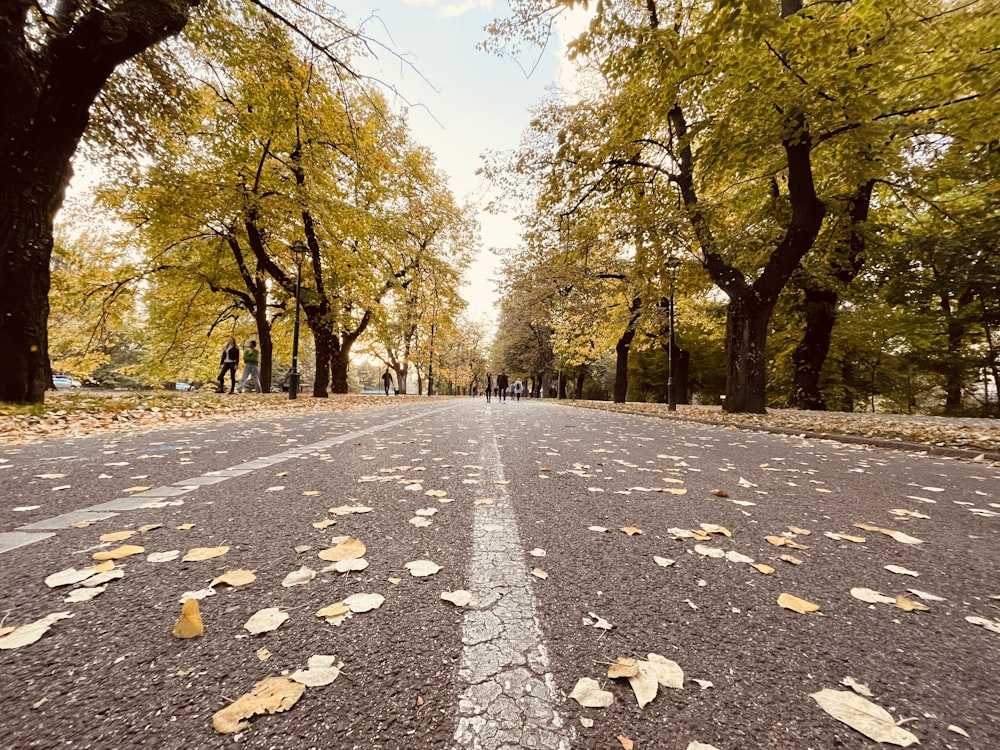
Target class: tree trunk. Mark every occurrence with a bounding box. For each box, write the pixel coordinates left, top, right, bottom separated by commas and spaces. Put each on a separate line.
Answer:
724, 293, 774, 413
575, 370, 585, 399
614, 299, 642, 403
311, 320, 334, 398
0, 0, 194, 403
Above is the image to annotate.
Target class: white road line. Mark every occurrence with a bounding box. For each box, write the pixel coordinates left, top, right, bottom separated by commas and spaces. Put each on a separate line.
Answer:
454, 414, 571, 749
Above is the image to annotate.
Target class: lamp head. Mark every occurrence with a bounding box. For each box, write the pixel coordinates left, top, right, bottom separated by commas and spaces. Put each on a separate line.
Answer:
290, 240, 308, 263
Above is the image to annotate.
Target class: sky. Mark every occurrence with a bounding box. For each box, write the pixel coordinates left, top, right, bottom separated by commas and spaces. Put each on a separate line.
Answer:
341, 0, 570, 323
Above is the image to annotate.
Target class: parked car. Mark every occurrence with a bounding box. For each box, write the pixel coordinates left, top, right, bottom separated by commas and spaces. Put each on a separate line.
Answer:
52, 374, 81, 389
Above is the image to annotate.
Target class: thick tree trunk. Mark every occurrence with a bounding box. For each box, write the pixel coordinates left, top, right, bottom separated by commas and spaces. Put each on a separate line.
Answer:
575, 370, 585, 399
311, 321, 334, 398
0, 0, 194, 403
330, 345, 351, 393
724, 293, 775, 413
613, 299, 642, 403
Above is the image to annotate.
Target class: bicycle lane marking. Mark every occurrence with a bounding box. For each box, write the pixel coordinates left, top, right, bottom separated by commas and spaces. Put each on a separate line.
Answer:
454, 409, 571, 749
3, 403, 462, 555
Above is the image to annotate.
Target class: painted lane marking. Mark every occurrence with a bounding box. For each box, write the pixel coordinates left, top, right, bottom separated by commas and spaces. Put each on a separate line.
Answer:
454, 414, 570, 749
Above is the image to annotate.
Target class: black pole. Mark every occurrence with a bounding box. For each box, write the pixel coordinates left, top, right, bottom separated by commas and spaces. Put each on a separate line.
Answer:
427, 323, 436, 396
289, 257, 302, 401
668, 270, 676, 411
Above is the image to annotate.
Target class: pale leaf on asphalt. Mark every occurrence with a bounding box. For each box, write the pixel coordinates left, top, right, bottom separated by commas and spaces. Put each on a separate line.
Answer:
569, 677, 614, 708
608, 657, 640, 679
825, 532, 867, 543
887, 531, 924, 545
588, 526, 608, 532
256, 648, 271, 661
851, 588, 895, 605
312, 519, 336, 529
965, 615, 1000, 634
780, 555, 803, 565
778, 593, 820, 614
244, 607, 289, 635
212, 676, 305, 734
327, 558, 369, 573
147, 550, 180, 563
0, 612, 74, 650
585, 612, 613, 630
318, 538, 366, 561
138, 524, 162, 533
441, 590, 474, 607
424, 489, 448, 497
694, 544, 725, 559
290, 655, 342, 687
947, 724, 971, 737
787, 526, 812, 535
343, 593, 384, 613
765, 536, 808, 550
178, 587, 215, 602
210, 569, 257, 588
316, 602, 351, 619
529, 548, 546, 557
620, 526, 643, 536
99, 530, 135, 543
405, 560, 442, 577
172, 598, 204, 638
885, 565, 919, 577
64, 585, 106, 602
653, 556, 676, 567
752, 563, 776, 575
45, 567, 100, 588
700, 523, 731, 537
93, 544, 145, 561
841, 676, 873, 697
415, 507, 438, 516
810, 688, 919, 747
628, 667, 658, 708
329, 505, 374, 516
531, 568, 549, 579
687, 743, 722, 750
618, 735, 634, 750
181, 546, 229, 562
908, 589, 945, 602
409, 517, 432, 527
282, 566, 317, 587
725, 550, 755, 564
474, 498, 494, 505
294, 545, 312, 553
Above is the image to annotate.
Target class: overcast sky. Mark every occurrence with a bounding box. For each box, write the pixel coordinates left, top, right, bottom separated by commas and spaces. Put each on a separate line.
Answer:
343, 0, 569, 323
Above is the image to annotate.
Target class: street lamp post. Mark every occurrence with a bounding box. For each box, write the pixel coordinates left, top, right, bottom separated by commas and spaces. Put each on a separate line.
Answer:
288, 240, 308, 401
427, 323, 436, 396
666, 256, 681, 411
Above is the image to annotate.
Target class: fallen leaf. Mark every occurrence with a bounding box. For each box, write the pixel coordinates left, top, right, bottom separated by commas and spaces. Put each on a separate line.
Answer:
620, 526, 643, 536
181, 546, 229, 562
642, 653, 684, 690
725, 550, 755, 564
343, 593, 384, 613
245, 607, 289, 635
93, 544, 145, 561
312, 519, 336, 529
810, 688, 919, 746
531, 568, 549, 579
617, 735, 634, 750
405, 560, 442, 577
947, 724, 970, 737
965, 615, 1000, 634
212, 676, 306, 734
441, 590, 474, 607
176, 523, 195, 530
409, 517, 433, 527
778, 593, 820, 614
121, 486, 150, 493
752, 563, 775, 575
282, 566, 316, 587
580, 717, 594, 728
99, 530, 135, 543
825, 532, 866, 543
787, 526, 811, 535
700, 523, 731, 537
318, 538, 366, 562
585, 612, 613, 630
887, 531, 924, 545
316, 602, 351, 619
569, 677, 614, 708
653, 556, 676, 567
329, 505, 374, 515
588, 526, 608, 532
64, 586, 107, 602
885, 565, 919, 577
256, 647, 271, 661
210, 569, 257, 588
0, 612, 74, 650
474, 498, 494, 505
765, 536, 808, 550
687, 744, 722, 750
711, 490, 729, 497
841, 676, 873, 697
529, 548, 546, 557
301, 490, 320, 496
850, 588, 895, 605
907, 589, 945, 602
138, 524, 162, 533
172, 598, 204, 638
328, 558, 369, 573
45, 567, 101, 588
608, 657, 640, 679
424, 489, 448, 497
779, 554, 803, 565
290, 655, 342, 687
147, 550, 180, 563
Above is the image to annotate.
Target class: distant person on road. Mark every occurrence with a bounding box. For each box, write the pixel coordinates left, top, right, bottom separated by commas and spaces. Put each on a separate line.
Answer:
237, 341, 262, 393
485, 372, 493, 403
382, 369, 393, 395
216, 337, 240, 393
497, 371, 509, 401
513, 378, 523, 401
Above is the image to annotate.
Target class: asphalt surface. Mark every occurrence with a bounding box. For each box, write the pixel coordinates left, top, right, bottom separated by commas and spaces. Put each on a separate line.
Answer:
0, 398, 997, 750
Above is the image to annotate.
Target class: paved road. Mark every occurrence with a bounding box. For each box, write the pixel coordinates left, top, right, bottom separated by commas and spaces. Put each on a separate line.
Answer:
0, 399, 997, 749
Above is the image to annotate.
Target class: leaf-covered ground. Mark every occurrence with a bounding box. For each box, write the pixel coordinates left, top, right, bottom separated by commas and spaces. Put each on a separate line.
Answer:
1, 392, 998, 458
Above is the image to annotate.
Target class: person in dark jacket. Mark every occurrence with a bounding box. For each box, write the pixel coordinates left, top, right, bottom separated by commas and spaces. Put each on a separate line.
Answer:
485, 372, 493, 403
496, 371, 509, 401
216, 337, 240, 393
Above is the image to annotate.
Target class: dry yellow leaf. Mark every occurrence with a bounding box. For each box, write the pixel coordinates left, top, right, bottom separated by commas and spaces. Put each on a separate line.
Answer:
70, 520, 94, 528
182, 546, 230, 562
99, 530, 135, 543
780, 555, 803, 565
317, 538, 366, 562
620, 526, 644, 536
777, 593, 820, 614
256, 648, 271, 661
666, 488, 688, 495
302, 490, 321, 496
121, 486, 150, 493
787, 526, 811, 536
0, 626, 14, 638
531, 568, 549, 580
93, 544, 145, 561
176, 523, 195, 530
854, 522, 886, 533
172, 598, 204, 638
312, 519, 336, 529
138, 524, 162, 533
608, 657, 640, 679
894, 596, 930, 612
752, 563, 775, 575
765, 536, 808, 550
617, 736, 635, 750
84, 560, 115, 574
316, 602, 350, 619
210, 569, 257, 588
474, 498, 494, 505
212, 676, 305, 734
700, 523, 731, 537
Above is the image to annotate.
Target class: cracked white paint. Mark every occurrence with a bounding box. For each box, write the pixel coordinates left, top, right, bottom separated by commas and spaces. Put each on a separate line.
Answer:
454, 417, 571, 749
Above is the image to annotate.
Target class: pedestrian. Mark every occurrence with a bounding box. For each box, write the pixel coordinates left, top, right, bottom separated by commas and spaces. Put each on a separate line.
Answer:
216, 337, 240, 394
513, 378, 523, 401
237, 341, 262, 393
497, 371, 509, 401
382, 369, 393, 396
485, 372, 493, 403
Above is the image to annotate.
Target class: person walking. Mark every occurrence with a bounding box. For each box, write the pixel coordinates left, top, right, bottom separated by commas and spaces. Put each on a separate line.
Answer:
382, 369, 393, 395
216, 337, 240, 394
485, 372, 493, 403
497, 371, 509, 402
513, 378, 523, 401
237, 341, 262, 393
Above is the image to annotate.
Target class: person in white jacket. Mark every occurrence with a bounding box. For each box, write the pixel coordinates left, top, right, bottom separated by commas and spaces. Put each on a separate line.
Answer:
512, 379, 524, 401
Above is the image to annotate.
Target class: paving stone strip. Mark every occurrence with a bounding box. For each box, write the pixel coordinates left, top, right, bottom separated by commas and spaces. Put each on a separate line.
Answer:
454, 410, 571, 749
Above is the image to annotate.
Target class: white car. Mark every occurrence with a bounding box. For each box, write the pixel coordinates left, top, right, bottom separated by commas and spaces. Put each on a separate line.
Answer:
53, 375, 81, 389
